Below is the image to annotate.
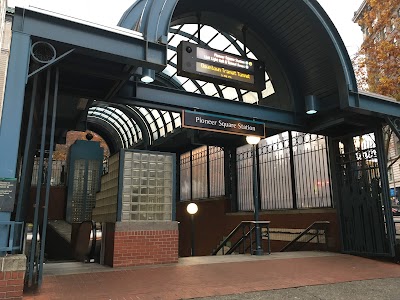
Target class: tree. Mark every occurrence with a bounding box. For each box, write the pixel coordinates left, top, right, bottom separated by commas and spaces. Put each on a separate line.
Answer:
353, 0, 400, 100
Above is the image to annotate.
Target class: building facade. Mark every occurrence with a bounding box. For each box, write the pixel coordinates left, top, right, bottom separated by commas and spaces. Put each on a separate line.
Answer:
0, 3, 12, 125
353, 0, 400, 204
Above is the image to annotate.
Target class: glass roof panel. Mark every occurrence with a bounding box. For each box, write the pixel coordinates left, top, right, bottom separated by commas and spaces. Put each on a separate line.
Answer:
262, 81, 275, 98
242, 91, 259, 104
199, 25, 220, 44
202, 83, 218, 96
207, 33, 231, 50
182, 80, 198, 93
223, 44, 242, 56
221, 86, 239, 100
169, 34, 189, 48
180, 24, 199, 36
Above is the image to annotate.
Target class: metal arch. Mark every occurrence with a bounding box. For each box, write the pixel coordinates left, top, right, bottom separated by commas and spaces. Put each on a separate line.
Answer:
118, 0, 179, 44
150, 108, 168, 139
88, 108, 130, 148
219, 32, 246, 56
127, 106, 155, 145
92, 104, 138, 146
88, 114, 127, 148
91, 114, 128, 149
106, 103, 151, 147
87, 117, 122, 154
138, 107, 161, 141
88, 108, 131, 148
304, 0, 358, 94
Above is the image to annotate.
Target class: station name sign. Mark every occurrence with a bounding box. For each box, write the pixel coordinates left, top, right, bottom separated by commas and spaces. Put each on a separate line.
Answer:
182, 110, 265, 137
177, 41, 265, 91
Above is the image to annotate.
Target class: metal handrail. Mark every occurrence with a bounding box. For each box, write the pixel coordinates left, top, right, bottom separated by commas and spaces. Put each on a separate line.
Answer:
212, 221, 270, 255
0, 221, 24, 253
280, 221, 330, 252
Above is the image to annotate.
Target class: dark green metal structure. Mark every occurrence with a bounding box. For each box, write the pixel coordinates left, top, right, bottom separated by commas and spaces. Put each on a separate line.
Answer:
0, 0, 399, 287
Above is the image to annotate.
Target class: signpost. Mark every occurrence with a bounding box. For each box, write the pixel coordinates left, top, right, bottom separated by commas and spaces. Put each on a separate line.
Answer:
182, 110, 265, 137
177, 41, 265, 91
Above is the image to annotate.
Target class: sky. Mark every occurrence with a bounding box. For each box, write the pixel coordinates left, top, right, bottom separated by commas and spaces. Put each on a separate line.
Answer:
7, 0, 364, 57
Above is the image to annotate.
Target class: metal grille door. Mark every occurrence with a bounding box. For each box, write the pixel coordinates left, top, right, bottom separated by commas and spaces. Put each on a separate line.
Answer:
333, 134, 395, 256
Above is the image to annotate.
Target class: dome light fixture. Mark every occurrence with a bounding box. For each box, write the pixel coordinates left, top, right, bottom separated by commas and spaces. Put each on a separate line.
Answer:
305, 95, 318, 115
141, 68, 155, 84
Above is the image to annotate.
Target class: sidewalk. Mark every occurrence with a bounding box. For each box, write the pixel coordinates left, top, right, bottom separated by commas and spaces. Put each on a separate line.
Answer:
23, 252, 400, 300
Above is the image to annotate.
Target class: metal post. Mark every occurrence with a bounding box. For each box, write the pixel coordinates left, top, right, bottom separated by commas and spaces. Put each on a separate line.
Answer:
252, 144, 263, 255
288, 131, 298, 209
15, 75, 38, 222
190, 214, 195, 256
28, 69, 51, 286
0, 32, 30, 253
38, 68, 59, 286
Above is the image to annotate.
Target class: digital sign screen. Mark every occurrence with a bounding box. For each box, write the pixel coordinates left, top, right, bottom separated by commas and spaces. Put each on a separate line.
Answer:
177, 41, 265, 91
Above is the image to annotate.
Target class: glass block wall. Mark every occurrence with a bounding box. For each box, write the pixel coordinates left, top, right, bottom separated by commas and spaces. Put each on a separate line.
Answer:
121, 151, 175, 221
92, 154, 120, 222
93, 150, 176, 223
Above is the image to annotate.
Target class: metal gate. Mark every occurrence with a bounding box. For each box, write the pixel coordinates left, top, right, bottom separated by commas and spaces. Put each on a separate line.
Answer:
332, 130, 396, 257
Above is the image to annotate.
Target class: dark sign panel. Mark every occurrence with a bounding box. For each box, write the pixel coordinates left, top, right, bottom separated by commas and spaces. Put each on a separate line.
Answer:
177, 41, 265, 91
0, 178, 17, 212
182, 110, 265, 137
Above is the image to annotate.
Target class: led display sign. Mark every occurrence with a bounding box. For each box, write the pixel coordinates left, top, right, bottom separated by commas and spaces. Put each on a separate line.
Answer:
177, 41, 265, 91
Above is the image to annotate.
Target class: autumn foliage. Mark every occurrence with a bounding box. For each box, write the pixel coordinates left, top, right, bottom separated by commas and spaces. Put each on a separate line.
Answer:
353, 0, 400, 100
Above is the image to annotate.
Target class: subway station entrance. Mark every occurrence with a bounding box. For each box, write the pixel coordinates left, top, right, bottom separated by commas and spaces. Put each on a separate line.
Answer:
0, 0, 400, 291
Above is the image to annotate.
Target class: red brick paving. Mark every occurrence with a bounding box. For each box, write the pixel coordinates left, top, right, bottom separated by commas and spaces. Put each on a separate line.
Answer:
23, 254, 400, 300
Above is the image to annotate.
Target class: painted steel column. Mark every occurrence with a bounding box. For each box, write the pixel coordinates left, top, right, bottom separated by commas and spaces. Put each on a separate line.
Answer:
327, 137, 344, 251
38, 68, 59, 286
0, 32, 30, 252
0, 32, 30, 176
15, 75, 38, 222
224, 147, 237, 212
252, 144, 263, 255
288, 131, 298, 209
28, 69, 51, 286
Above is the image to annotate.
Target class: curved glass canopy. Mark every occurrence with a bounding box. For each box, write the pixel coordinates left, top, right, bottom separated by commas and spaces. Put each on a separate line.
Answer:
87, 23, 275, 150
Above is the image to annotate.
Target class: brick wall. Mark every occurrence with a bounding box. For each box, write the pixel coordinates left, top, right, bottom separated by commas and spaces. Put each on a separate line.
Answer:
176, 198, 340, 256
111, 221, 179, 267
0, 255, 26, 300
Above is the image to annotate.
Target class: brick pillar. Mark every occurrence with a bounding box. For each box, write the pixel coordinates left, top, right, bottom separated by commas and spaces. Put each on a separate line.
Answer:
0, 255, 26, 300
112, 221, 179, 267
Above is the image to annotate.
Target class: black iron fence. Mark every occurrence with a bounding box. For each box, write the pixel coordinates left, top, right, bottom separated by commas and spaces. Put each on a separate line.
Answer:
237, 132, 332, 211
31, 158, 66, 186
180, 146, 225, 201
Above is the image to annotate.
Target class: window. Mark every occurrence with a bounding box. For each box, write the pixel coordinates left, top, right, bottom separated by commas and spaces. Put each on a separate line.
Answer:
389, 167, 394, 182
396, 140, 400, 155
180, 146, 225, 201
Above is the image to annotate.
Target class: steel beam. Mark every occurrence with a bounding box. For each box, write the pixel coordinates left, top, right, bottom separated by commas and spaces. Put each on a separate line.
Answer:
13, 7, 167, 70
347, 92, 400, 118
115, 83, 304, 130
118, 0, 178, 44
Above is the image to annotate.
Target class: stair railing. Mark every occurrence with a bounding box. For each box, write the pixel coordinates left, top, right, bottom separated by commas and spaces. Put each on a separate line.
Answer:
280, 221, 330, 252
212, 221, 270, 255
